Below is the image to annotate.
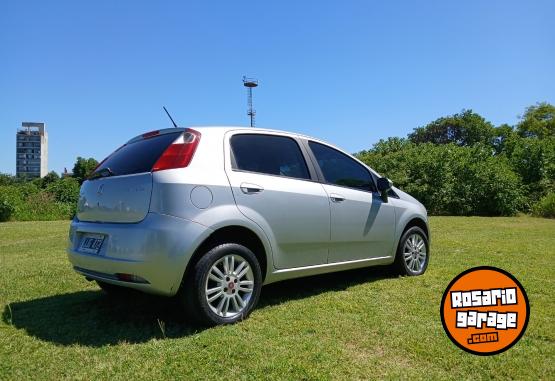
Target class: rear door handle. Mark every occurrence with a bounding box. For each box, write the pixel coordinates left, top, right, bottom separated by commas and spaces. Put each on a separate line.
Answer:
329, 193, 345, 202
240, 183, 264, 194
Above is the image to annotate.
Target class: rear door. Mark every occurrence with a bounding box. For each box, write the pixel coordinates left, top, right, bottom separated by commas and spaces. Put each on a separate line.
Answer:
225, 132, 330, 269
307, 141, 396, 263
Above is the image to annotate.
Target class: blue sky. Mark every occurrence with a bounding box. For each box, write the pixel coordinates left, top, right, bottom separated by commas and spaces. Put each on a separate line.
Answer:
1, 1, 553, 174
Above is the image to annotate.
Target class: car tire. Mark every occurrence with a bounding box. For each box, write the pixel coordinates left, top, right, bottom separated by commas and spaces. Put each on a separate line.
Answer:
180, 243, 263, 326
394, 226, 429, 276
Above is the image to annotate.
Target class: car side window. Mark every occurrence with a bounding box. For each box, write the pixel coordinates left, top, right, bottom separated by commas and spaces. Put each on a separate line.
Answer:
308, 141, 375, 192
230, 134, 310, 180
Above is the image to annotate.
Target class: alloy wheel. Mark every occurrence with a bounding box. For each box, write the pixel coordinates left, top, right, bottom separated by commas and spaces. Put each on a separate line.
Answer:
403, 233, 427, 273
204, 254, 255, 318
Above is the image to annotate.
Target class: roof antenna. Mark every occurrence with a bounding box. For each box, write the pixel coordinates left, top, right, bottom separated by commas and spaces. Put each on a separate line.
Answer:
163, 106, 178, 128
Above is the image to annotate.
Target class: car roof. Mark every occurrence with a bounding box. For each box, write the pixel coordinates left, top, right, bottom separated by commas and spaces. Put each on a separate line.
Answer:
125, 126, 319, 145
190, 126, 320, 142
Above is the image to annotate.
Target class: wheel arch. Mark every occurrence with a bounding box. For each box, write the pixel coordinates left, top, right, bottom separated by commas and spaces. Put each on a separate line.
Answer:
183, 225, 269, 285
402, 217, 429, 240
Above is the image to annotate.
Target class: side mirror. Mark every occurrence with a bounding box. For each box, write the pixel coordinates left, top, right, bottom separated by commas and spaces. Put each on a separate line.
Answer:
377, 177, 393, 203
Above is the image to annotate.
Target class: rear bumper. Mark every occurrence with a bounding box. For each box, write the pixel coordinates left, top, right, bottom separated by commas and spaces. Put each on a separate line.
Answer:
67, 212, 211, 296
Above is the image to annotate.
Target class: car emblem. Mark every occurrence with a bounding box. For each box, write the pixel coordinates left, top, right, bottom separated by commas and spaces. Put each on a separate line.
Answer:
97, 184, 104, 196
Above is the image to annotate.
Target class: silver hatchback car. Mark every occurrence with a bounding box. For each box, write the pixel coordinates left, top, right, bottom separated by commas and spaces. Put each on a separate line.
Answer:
68, 127, 429, 325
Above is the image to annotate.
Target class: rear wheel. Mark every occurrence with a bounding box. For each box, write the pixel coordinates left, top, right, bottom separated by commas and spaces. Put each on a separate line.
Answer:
393, 226, 429, 276
180, 243, 262, 326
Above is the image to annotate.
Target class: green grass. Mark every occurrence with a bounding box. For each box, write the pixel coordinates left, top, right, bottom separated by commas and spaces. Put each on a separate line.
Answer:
0, 217, 554, 380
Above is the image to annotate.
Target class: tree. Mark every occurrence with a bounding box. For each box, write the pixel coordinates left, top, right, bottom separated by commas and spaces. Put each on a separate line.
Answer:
356, 143, 523, 216
492, 124, 517, 155
517, 102, 555, 139
42, 171, 60, 183
72, 157, 98, 184
370, 137, 411, 155
34, 171, 60, 189
408, 109, 495, 147
46, 177, 80, 204
0, 173, 17, 186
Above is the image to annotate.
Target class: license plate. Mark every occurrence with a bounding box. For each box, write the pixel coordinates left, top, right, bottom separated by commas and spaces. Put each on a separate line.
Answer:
79, 233, 105, 255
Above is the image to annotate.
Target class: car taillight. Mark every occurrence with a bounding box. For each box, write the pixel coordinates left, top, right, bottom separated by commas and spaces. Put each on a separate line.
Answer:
151, 129, 201, 172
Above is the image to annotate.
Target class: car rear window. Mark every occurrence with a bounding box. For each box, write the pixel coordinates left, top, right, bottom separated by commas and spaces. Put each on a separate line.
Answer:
230, 134, 310, 180
94, 132, 182, 177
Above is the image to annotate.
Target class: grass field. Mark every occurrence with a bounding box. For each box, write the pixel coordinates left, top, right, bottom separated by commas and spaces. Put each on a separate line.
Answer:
0, 217, 554, 380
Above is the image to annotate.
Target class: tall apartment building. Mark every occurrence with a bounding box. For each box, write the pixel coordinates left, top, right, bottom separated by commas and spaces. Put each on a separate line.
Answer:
16, 122, 48, 178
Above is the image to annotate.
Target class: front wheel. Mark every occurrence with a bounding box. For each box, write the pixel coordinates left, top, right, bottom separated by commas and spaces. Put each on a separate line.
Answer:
180, 243, 262, 326
393, 226, 429, 276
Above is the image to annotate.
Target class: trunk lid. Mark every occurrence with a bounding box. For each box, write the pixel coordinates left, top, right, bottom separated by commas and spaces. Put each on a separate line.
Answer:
76, 129, 187, 223
77, 173, 153, 223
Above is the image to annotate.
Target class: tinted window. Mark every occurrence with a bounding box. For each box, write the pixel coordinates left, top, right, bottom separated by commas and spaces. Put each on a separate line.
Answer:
309, 141, 375, 191
94, 132, 182, 177
231, 134, 310, 180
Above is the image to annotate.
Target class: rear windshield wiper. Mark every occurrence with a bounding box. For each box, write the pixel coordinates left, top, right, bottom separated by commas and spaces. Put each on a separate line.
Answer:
89, 167, 116, 180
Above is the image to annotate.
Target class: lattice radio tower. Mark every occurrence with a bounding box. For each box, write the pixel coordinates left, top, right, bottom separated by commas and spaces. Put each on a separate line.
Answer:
243, 76, 258, 127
